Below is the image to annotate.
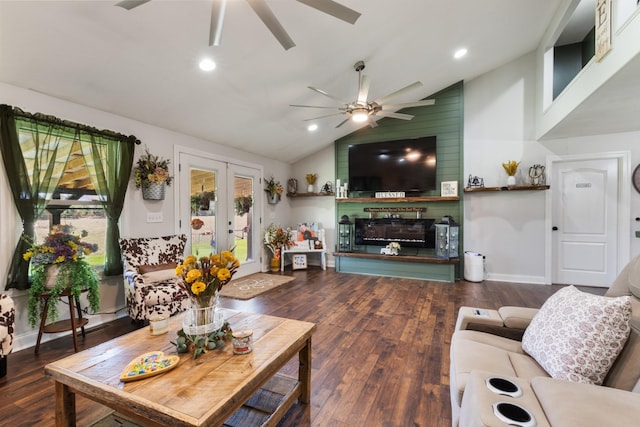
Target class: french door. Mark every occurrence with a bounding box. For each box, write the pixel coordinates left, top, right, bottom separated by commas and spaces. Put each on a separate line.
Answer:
178, 152, 262, 277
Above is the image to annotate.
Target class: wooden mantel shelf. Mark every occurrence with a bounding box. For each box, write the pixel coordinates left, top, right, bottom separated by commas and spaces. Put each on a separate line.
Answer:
334, 252, 459, 264
287, 192, 335, 197
335, 196, 459, 203
463, 185, 550, 193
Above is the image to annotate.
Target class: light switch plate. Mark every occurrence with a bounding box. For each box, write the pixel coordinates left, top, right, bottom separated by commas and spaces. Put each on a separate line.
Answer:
146, 212, 163, 223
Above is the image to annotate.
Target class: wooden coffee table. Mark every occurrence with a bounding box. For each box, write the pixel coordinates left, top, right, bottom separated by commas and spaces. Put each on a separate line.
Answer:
44, 309, 316, 427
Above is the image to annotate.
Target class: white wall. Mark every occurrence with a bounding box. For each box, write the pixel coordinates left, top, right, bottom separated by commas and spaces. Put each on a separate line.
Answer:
464, 51, 640, 284
464, 52, 554, 283
0, 82, 291, 351
289, 144, 337, 268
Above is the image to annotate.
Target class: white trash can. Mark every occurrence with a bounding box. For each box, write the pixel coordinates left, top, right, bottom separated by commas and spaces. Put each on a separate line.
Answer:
464, 251, 485, 282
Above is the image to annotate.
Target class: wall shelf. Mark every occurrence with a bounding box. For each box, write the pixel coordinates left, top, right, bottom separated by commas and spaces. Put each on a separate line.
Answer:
334, 252, 459, 264
287, 192, 334, 197
335, 196, 459, 203
463, 185, 550, 193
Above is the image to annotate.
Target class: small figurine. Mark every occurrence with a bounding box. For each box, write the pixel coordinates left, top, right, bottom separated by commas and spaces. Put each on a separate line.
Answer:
528, 164, 545, 185
467, 174, 484, 188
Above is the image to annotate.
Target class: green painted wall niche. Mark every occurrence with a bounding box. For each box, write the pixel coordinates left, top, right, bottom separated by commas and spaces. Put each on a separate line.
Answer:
334, 81, 464, 281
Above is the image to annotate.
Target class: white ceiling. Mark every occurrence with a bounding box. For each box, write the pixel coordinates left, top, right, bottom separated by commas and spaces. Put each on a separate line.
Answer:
0, 0, 564, 163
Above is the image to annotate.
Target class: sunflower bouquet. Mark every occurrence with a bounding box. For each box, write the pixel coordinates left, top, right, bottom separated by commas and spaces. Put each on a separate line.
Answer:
175, 251, 240, 307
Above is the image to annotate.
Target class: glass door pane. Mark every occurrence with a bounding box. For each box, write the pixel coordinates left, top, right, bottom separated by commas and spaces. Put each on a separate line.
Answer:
179, 153, 228, 258
229, 163, 261, 276
190, 168, 216, 257
233, 175, 252, 262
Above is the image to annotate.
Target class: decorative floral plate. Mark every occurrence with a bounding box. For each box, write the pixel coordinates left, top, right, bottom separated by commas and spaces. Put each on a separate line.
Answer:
120, 351, 180, 383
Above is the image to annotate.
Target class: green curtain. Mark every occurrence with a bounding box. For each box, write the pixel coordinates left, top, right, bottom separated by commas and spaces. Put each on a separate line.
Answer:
0, 105, 75, 289
0, 104, 140, 289
78, 132, 136, 275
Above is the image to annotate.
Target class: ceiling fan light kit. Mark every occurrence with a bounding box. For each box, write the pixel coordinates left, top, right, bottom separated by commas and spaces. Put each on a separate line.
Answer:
291, 61, 436, 128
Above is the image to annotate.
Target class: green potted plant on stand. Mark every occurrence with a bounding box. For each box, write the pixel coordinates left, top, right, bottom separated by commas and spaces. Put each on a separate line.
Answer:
24, 226, 100, 328
134, 146, 173, 200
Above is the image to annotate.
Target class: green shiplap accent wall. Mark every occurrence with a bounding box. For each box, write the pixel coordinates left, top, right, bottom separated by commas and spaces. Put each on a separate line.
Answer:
335, 82, 464, 281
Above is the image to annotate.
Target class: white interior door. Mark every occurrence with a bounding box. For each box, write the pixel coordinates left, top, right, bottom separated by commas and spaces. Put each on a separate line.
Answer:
178, 152, 262, 277
552, 158, 618, 286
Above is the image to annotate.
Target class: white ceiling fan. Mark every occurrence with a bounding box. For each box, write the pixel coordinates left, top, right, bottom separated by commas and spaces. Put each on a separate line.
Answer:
115, 0, 361, 50
291, 61, 436, 128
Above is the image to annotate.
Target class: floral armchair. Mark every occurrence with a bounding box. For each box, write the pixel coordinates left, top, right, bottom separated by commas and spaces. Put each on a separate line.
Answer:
1, 293, 15, 378
118, 234, 190, 322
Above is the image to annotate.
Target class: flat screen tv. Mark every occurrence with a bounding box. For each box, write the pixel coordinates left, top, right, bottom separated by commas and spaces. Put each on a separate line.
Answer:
348, 136, 437, 194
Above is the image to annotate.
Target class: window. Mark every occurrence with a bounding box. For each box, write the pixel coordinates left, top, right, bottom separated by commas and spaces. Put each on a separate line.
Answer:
0, 104, 138, 289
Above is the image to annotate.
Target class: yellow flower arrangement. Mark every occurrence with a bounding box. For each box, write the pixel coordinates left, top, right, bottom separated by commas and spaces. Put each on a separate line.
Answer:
305, 173, 317, 185
501, 160, 520, 176
175, 251, 240, 307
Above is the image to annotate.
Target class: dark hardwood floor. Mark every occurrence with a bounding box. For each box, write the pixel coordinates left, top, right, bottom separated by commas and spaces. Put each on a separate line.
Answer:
0, 269, 597, 427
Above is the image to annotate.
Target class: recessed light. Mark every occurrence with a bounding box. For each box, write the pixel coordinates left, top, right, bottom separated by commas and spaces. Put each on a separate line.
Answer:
454, 48, 468, 59
199, 58, 216, 71
307, 124, 318, 132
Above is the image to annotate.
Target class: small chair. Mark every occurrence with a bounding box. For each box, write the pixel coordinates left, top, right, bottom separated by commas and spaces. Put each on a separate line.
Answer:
0, 294, 15, 377
119, 234, 191, 323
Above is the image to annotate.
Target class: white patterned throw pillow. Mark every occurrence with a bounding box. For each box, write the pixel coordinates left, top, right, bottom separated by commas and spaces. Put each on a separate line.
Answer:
522, 285, 631, 385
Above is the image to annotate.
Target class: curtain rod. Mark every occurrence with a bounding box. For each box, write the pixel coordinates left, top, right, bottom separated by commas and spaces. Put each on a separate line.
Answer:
1, 104, 141, 145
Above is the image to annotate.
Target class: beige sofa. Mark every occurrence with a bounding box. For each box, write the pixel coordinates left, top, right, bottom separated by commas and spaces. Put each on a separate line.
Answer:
450, 255, 640, 427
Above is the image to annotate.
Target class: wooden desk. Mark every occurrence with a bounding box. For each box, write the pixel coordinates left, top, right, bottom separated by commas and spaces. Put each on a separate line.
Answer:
44, 309, 316, 427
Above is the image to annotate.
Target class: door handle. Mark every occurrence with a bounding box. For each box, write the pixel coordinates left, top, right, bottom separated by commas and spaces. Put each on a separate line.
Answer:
552, 226, 558, 231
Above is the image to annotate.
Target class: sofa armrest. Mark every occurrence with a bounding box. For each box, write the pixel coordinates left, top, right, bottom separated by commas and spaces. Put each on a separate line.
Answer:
455, 306, 536, 341
498, 306, 539, 329
532, 377, 640, 427
465, 323, 527, 341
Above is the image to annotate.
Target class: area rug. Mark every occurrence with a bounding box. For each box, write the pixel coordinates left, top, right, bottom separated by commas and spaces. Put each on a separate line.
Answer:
219, 273, 295, 300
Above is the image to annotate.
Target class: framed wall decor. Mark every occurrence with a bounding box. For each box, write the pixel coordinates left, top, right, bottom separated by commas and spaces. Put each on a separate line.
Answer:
292, 254, 308, 270
595, 0, 611, 62
441, 181, 458, 197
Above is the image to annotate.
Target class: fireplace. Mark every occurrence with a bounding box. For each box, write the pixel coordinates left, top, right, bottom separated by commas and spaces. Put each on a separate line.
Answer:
354, 218, 436, 248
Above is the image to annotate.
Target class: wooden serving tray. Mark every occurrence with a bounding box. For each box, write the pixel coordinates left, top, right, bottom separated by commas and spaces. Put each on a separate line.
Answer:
120, 351, 179, 383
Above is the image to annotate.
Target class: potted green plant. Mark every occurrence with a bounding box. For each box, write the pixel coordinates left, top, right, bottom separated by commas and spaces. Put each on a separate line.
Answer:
264, 176, 283, 204
23, 226, 100, 328
235, 195, 253, 216
134, 147, 173, 200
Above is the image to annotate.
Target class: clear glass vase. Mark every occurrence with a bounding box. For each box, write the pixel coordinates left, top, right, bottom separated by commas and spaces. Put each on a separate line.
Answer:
182, 293, 223, 336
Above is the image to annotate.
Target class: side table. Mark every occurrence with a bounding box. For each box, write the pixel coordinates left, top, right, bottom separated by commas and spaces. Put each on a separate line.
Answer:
35, 288, 88, 354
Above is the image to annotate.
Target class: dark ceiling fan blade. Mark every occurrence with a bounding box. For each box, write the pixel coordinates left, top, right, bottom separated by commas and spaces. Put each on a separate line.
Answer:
381, 99, 435, 110
375, 111, 414, 120
308, 86, 350, 104
303, 112, 346, 121
357, 74, 371, 105
115, 0, 152, 10
246, 0, 295, 50
335, 117, 351, 128
296, 0, 361, 24
209, 0, 228, 47
373, 81, 424, 105
290, 104, 344, 110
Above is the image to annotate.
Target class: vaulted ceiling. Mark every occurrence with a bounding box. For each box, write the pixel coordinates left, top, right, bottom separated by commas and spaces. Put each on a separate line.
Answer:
0, 1, 563, 163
